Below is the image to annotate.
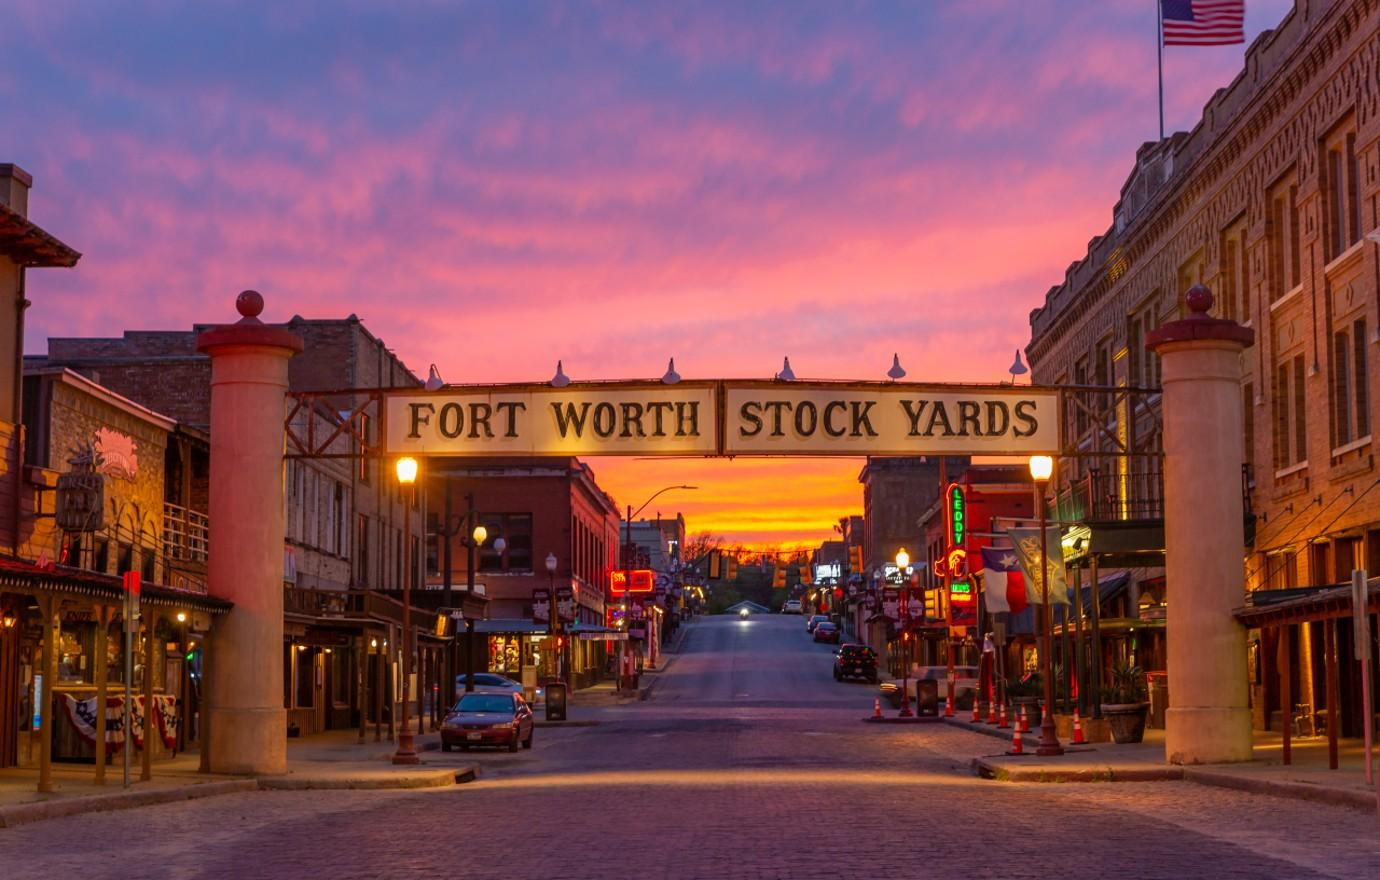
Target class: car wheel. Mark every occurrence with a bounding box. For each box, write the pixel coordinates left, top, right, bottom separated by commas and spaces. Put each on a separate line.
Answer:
522, 731, 533, 750
441, 742, 452, 753
508, 732, 520, 752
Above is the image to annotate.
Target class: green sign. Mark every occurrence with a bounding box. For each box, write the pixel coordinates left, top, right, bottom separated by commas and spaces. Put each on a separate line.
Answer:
948, 483, 966, 548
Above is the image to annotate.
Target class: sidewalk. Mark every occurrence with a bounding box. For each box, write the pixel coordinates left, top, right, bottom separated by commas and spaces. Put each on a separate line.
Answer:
0, 728, 477, 829
955, 716, 1380, 810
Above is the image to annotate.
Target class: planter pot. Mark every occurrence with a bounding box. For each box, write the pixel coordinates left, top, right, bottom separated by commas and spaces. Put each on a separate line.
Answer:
1102, 703, 1149, 744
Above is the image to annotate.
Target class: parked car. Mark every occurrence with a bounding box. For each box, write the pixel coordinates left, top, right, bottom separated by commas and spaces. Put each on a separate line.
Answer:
441, 692, 534, 752
455, 672, 544, 706
813, 621, 840, 643
806, 614, 829, 633
783, 599, 802, 614
833, 644, 878, 682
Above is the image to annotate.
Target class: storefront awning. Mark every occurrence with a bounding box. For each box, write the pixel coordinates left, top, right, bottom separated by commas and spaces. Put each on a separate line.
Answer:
0, 556, 232, 613
1063, 520, 1165, 569
1235, 578, 1379, 627
471, 618, 549, 635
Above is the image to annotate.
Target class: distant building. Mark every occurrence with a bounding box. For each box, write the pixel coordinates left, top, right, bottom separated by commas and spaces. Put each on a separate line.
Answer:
859, 456, 967, 575
625, 512, 686, 577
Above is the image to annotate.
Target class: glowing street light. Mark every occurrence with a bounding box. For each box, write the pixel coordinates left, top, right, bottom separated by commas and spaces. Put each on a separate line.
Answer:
393, 456, 420, 765
1028, 454, 1063, 756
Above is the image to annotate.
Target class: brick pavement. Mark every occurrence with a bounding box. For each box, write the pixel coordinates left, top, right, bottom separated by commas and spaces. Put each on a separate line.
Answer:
1, 617, 1377, 879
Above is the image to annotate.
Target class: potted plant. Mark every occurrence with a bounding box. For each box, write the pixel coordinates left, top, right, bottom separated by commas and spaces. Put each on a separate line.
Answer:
1008, 672, 1042, 727
1101, 663, 1149, 744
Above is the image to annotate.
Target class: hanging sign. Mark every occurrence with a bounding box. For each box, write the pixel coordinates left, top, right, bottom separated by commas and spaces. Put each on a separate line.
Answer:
882, 587, 900, 621
555, 586, 575, 623
531, 588, 551, 624
387, 381, 1060, 457
388, 383, 717, 457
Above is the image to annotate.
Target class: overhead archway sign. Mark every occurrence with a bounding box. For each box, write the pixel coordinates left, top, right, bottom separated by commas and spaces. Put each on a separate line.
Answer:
386, 380, 1059, 457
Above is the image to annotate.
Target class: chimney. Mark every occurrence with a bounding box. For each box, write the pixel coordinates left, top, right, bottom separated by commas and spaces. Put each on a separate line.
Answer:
0, 164, 33, 217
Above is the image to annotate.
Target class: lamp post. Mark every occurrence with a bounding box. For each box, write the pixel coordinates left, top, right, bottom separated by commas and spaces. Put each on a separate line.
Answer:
622, 485, 697, 690
545, 551, 562, 681
463, 520, 503, 694
393, 457, 421, 765
896, 547, 913, 718
1029, 454, 1064, 757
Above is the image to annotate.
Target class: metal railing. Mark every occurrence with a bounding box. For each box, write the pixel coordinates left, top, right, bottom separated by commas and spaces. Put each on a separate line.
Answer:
164, 502, 209, 563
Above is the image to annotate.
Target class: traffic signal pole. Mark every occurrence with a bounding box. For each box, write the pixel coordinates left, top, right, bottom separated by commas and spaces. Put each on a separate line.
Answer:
941, 457, 955, 717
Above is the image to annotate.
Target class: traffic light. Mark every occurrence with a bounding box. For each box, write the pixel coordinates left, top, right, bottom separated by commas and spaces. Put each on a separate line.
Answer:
709, 551, 722, 580
773, 568, 787, 588
726, 556, 738, 581
848, 545, 863, 572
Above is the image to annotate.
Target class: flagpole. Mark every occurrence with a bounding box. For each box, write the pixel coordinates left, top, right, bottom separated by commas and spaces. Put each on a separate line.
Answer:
1157, 0, 1165, 140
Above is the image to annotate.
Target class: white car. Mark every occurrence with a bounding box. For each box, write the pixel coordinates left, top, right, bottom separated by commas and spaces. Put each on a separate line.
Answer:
783, 599, 802, 614
455, 673, 544, 706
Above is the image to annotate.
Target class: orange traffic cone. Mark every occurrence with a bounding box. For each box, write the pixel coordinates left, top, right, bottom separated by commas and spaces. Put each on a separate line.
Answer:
1019, 704, 1030, 733
1072, 708, 1085, 744
998, 702, 1009, 729
971, 699, 980, 723
873, 698, 882, 719
987, 699, 998, 724
944, 694, 953, 718
1011, 725, 1023, 755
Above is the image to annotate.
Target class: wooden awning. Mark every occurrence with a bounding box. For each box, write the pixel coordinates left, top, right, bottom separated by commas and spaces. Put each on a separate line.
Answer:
1234, 579, 1379, 627
0, 202, 80, 267
0, 556, 231, 613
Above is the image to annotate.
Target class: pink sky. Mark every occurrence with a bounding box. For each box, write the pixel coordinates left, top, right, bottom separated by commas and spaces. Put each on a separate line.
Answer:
1, 0, 1293, 547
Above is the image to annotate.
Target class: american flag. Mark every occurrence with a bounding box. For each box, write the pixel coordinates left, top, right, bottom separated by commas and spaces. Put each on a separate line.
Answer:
1161, 0, 1246, 46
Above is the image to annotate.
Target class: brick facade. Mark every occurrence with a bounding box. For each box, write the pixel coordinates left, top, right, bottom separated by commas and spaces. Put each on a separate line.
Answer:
1025, 0, 1380, 592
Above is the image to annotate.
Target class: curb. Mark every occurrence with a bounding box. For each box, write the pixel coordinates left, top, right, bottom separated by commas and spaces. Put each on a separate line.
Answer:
534, 719, 601, 728
1183, 768, 1380, 811
972, 757, 1182, 784
943, 717, 1016, 742
0, 779, 258, 829
257, 764, 478, 791
863, 716, 945, 725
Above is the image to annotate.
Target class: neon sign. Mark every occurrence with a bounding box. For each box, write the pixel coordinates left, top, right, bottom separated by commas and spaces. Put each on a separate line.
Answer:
609, 569, 654, 594
947, 483, 966, 548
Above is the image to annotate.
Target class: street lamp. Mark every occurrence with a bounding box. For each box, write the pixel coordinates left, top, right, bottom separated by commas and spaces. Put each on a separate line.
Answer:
545, 551, 563, 681
896, 547, 913, 718
393, 457, 421, 765
1028, 454, 1063, 757
621, 485, 698, 690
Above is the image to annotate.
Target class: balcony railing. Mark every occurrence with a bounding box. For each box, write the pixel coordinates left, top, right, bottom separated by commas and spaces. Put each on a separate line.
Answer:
164, 502, 209, 563
1054, 462, 1164, 523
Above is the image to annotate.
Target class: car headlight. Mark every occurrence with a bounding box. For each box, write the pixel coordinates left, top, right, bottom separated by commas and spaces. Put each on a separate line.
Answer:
493, 721, 514, 730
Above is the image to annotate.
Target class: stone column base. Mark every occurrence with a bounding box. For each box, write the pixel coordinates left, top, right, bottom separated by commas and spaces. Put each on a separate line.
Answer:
1165, 706, 1252, 765
207, 706, 287, 775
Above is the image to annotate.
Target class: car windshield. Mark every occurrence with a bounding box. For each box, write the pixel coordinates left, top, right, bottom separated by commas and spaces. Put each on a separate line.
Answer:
458, 674, 510, 687
454, 694, 513, 714
817, 623, 835, 630
810, 615, 827, 622
842, 647, 872, 658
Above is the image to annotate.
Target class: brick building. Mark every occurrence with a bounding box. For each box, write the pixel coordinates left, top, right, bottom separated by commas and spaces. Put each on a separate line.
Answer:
1026, 0, 1379, 739
425, 457, 620, 689
859, 456, 968, 575
32, 316, 432, 738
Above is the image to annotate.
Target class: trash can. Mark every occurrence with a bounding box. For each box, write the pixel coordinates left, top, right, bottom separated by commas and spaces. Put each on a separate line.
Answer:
545, 681, 568, 722
916, 679, 940, 717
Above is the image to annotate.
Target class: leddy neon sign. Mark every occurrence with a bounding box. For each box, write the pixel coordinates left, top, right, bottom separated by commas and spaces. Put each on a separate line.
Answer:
945, 483, 968, 577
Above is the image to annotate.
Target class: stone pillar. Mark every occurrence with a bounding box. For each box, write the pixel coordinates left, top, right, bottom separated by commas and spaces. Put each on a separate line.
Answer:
197, 291, 302, 775
1147, 284, 1254, 764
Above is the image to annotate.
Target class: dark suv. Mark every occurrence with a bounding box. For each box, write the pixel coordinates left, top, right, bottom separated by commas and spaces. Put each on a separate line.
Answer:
833, 644, 878, 682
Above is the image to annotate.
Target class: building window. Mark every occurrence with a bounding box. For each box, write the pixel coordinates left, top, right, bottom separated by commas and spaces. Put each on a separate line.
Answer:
1219, 217, 1248, 323
356, 414, 371, 484
295, 647, 315, 708
356, 514, 369, 585
1263, 551, 1297, 590
1329, 319, 1368, 451
1323, 124, 1361, 260
1309, 542, 1331, 585
1177, 250, 1203, 311
478, 513, 534, 572
1334, 537, 1359, 580
1272, 354, 1307, 470
1267, 174, 1301, 300
1243, 382, 1254, 464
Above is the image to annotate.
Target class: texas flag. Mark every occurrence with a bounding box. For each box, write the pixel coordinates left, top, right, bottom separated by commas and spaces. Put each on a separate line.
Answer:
978, 546, 1028, 615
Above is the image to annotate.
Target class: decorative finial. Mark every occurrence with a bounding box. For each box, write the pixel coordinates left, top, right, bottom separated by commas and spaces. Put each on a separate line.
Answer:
1185, 283, 1214, 316
775, 357, 796, 382
661, 358, 681, 385
887, 353, 906, 381
236, 290, 265, 321
551, 360, 571, 388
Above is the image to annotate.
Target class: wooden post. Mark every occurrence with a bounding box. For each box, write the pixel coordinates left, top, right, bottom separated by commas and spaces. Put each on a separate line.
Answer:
1278, 624, 1291, 766
356, 637, 366, 745
387, 626, 396, 743
93, 605, 111, 784
1073, 566, 1085, 717
141, 609, 157, 782
36, 594, 58, 793
199, 629, 211, 773
1090, 555, 1103, 719
373, 635, 383, 742
1325, 619, 1339, 770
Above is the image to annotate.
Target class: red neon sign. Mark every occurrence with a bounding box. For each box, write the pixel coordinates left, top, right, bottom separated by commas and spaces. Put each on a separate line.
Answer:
609, 569, 654, 594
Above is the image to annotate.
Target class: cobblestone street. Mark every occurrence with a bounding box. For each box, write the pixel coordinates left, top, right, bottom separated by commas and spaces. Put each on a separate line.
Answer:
3, 616, 1378, 880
